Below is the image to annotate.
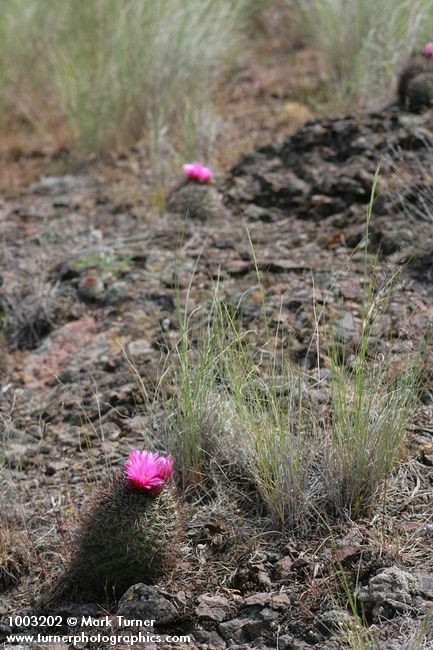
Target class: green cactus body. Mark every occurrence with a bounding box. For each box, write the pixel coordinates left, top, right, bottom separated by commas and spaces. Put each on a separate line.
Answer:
398, 54, 433, 109
56, 475, 180, 602
406, 73, 433, 112
167, 182, 223, 221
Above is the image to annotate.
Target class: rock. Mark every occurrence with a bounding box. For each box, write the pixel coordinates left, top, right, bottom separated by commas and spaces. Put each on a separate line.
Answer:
258, 608, 279, 622
242, 593, 271, 607
45, 460, 68, 476
31, 175, 82, 195
218, 616, 269, 644
195, 594, 230, 623
316, 609, 352, 636
53, 603, 103, 619
242, 592, 289, 609
277, 638, 314, 650
334, 312, 356, 345
0, 619, 12, 635
414, 572, 433, 599
117, 584, 177, 626
193, 628, 227, 649
127, 339, 154, 359
355, 567, 421, 621
104, 282, 126, 305
53, 194, 71, 208
407, 240, 433, 283
218, 617, 246, 641
274, 636, 293, 650
226, 260, 252, 276
257, 571, 273, 588
225, 109, 433, 265
274, 556, 293, 579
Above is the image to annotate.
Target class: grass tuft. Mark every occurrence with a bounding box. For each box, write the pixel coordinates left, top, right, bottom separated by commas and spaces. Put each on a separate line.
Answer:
162, 190, 423, 529
0, 0, 249, 159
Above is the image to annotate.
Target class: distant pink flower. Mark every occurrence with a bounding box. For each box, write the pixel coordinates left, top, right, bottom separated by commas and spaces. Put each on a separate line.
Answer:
423, 42, 433, 58
183, 162, 213, 184
124, 449, 174, 492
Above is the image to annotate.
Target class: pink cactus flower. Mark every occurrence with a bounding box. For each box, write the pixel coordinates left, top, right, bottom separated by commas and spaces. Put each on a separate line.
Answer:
158, 455, 174, 481
423, 42, 433, 58
183, 162, 213, 184
124, 449, 174, 492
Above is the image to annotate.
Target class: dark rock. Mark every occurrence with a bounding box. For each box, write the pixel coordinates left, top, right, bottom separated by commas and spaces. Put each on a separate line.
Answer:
193, 628, 227, 649
355, 566, 421, 621
242, 204, 281, 222
53, 603, 103, 619
407, 241, 433, 283
53, 194, 71, 208
414, 572, 433, 599
195, 594, 230, 623
224, 109, 433, 261
242, 592, 289, 609
258, 607, 279, 622
117, 584, 177, 626
31, 175, 83, 195
316, 609, 352, 636
127, 339, 154, 359
257, 571, 273, 589
274, 556, 293, 579
219, 616, 269, 644
0, 619, 12, 635
334, 312, 357, 344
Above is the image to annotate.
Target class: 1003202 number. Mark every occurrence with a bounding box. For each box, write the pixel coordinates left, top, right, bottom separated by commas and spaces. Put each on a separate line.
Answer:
9, 615, 63, 627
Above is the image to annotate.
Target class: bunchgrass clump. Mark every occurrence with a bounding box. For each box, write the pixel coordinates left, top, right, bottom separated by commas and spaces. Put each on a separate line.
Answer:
0, 0, 249, 159
322, 178, 422, 518
163, 183, 422, 530
163, 273, 226, 490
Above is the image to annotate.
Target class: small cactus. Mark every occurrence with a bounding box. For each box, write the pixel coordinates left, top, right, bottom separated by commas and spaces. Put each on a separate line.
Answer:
398, 45, 433, 111
167, 182, 224, 221
406, 72, 433, 113
77, 273, 105, 302
166, 161, 224, 220
44, 450, 180, 604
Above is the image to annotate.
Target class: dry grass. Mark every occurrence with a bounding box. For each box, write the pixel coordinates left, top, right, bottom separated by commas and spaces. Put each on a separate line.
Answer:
0, 518, 30, 590
162, 251, 422, 530
0, 0, 250, 164
0, 465, 30, 591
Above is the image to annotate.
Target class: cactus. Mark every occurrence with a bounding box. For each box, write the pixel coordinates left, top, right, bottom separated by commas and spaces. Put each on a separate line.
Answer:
405, 73, 433, 113
398, 50, 433, 110
166, 161, 223, 220
43, 451, 181, 604
167, 182, 224, 221
77, 273, 105, 302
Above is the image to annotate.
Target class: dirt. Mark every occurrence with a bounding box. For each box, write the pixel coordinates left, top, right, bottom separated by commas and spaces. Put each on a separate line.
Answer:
0, 20, 433, 650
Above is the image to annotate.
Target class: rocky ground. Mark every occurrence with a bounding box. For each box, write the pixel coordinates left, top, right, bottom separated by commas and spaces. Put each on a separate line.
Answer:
0, 104, 432, 650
